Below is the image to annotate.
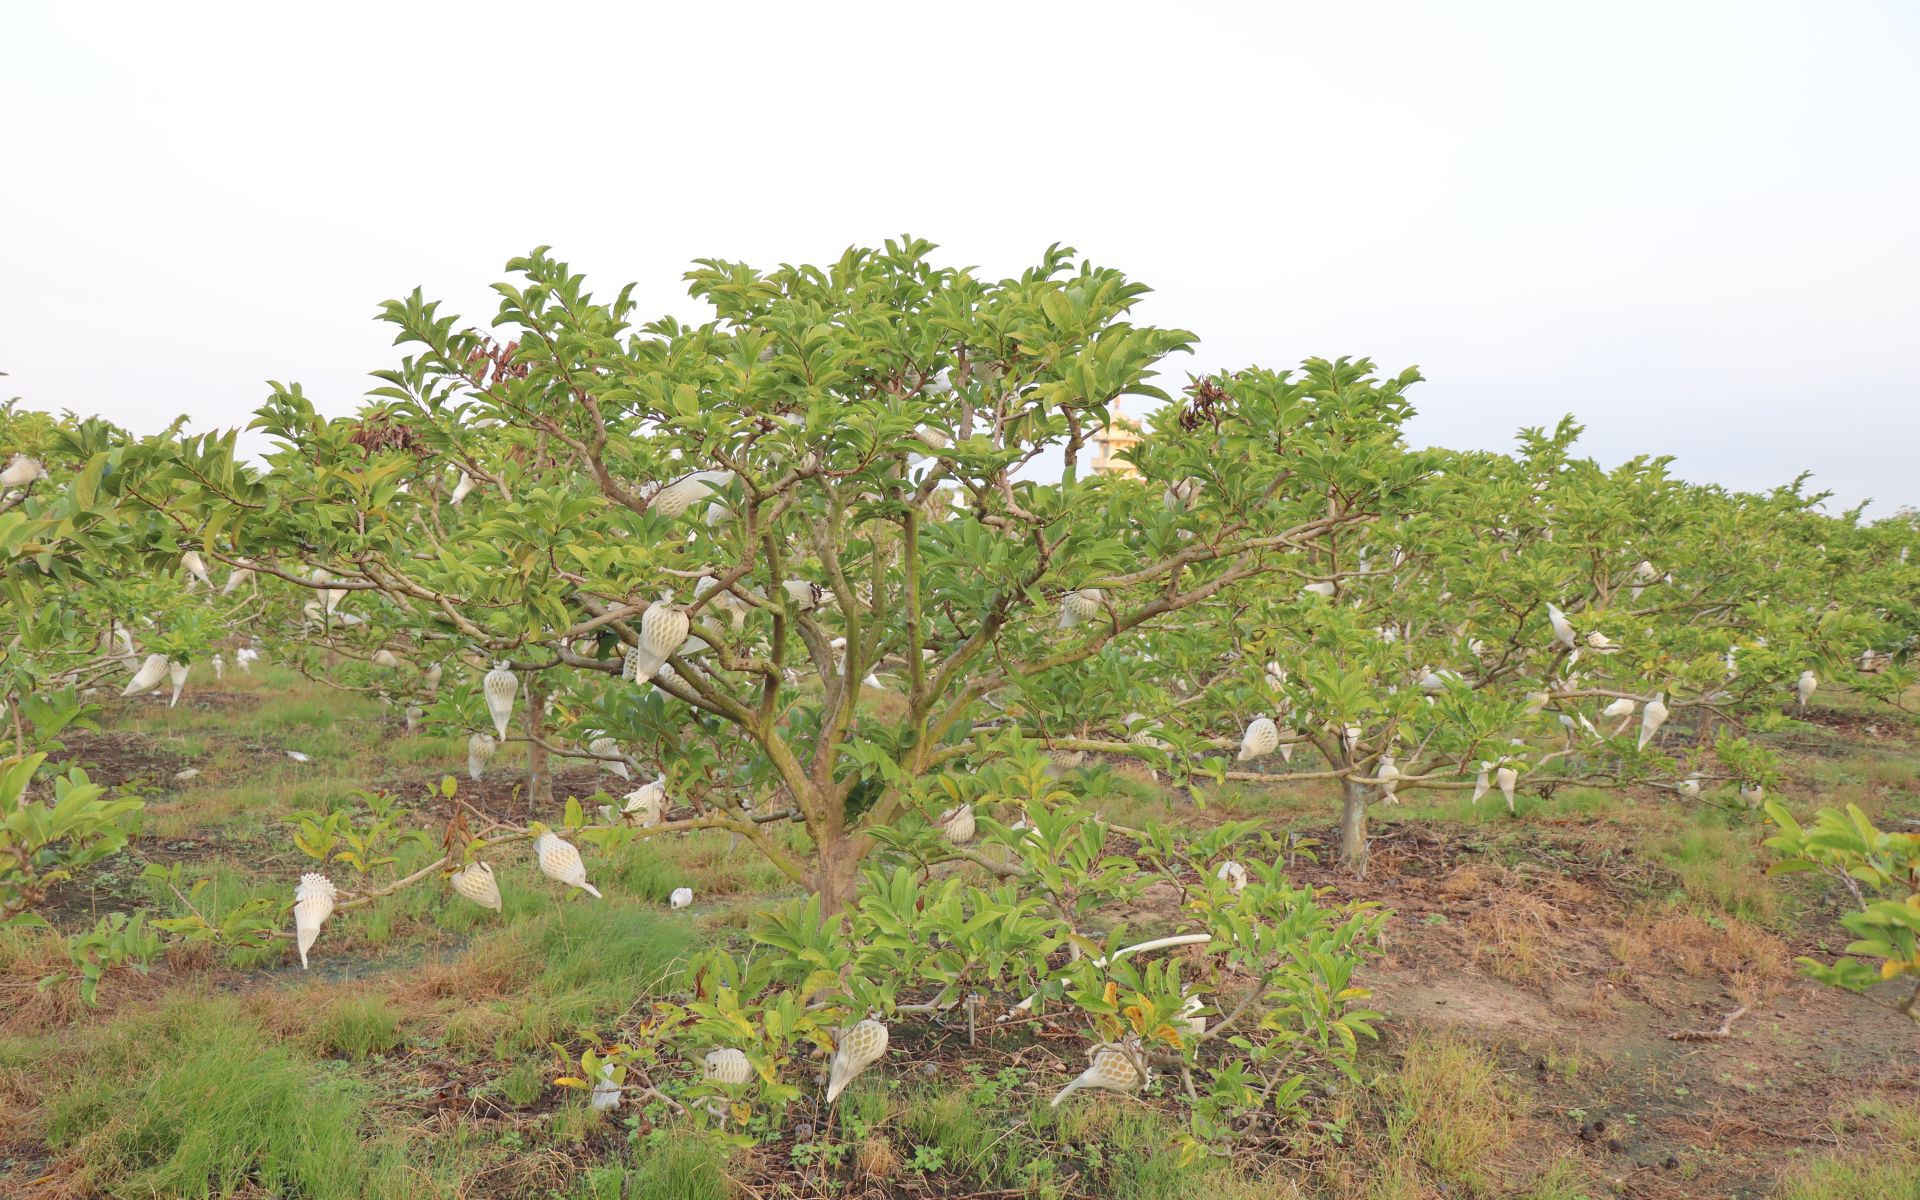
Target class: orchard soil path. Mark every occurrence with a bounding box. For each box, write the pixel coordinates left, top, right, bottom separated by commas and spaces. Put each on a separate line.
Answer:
1308, 823, 1917, 1199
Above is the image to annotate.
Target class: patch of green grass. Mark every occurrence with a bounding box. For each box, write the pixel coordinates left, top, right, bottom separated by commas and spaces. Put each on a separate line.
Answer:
165, 733, 211, 758
359, 896, 399, 948
1049, 1100, 1281, 1199
1378, 1032, 1519, 1194
896, 1086, 1001, 1180
1209, 778, 1340, 825
1777, 1150, 1920, 1199
46, 995, 421, 1199
616, 1133, 737, 1200
1881, 1100, 1920, 1144
282, 726, 353, 759
1388, 783, 1627, 829
306, 992, 404, 1059
1073, 766, 1190, 820
1521, 1157, 1601, 1199
878, 1069, 1266, 1199
495, 1056, 547, 1107
568, 1167, 630, 1200
145, 858, 275, 916
1648, 813, 1778, 923
445, 899, 698, 1054
123, 709, 229, 739
551, 1094, 612, 1144
386, 733, 464, 766
600, 831, 798, 903
1863, 755, 1920, 797
0, 1033, 47, 1074
139, 859, 293, 967
252, 692, 386, 732
1777, 1099, 1920, 1200
280, 774, 372, 810
329, 844, 451, 951
515, 902, 696, 1043
146, 785, 271, 836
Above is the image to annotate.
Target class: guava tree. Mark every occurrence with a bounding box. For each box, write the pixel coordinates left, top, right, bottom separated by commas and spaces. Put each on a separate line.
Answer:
103, 244, 1422, 1143
136, 240, 1400, 909
0, 403, 170, 923
1821, 508, 1919, 712
1036, 404, 1895, 874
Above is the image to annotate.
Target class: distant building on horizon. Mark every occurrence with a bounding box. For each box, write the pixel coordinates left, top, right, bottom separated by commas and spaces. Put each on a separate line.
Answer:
1089, 408, 1143, 478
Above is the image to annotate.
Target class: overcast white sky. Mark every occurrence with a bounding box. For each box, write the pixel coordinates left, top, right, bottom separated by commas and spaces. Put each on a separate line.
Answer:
3, 2, 1915, 511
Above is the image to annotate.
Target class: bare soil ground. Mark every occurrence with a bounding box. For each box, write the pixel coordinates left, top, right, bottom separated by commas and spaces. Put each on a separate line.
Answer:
1329, 825, 1917, 1199
39, 728, 187, 791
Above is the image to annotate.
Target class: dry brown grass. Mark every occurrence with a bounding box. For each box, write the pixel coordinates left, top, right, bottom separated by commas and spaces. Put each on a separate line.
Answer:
161, 939, 216, 972
1339, 1032, 1531, 1200
392, 947, 546, 1056
1467, 897, 1572, 988
462, 1142, 603, 1198
1551, 975, 1624, 1023
1436, 863, 1492, 897
442, 1002, 516, 1055
1512, 866, 1606, 912
0, 972, 90, 1039
241, 980, 364, 1035
0, 931, 178, 1038
1452, 864, 1603, 990
393, 950, 521, 1005
1609, 911, 1790, 994
0, 1056, 57, 1177
855, 1135, 899, 1179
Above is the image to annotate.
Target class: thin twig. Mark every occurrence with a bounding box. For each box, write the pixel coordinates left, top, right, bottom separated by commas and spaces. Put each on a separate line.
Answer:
1666, 1004, 1749, 1042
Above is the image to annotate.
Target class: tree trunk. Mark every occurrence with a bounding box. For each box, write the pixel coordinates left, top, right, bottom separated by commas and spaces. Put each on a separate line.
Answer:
810, 828, 862, 917
525, 672, 551, 814
1338, 780, 1369, 878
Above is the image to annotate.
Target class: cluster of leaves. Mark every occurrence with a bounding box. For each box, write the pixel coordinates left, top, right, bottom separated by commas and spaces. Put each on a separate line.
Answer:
136, 861, 282, 957
1, 403, 224, 707
44, 910, 162, 1004
291, 790, 432, 875
582, 744, 1386, 1152
0, 754, 143, 926
1764, 800, 1920, 1019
